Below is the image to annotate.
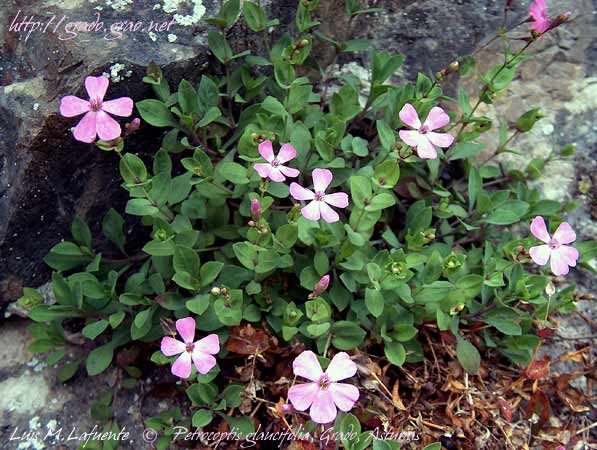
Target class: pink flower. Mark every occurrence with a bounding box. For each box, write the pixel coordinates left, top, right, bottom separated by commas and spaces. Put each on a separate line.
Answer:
60, 76, 133, 143
529, 216, 579, 276
529, 0, 549, 33
253, 140, 300, 182
398, 103, 454, 159
160, 317, 220, 379
288, 351, 359, 424
289, 169, 349, 223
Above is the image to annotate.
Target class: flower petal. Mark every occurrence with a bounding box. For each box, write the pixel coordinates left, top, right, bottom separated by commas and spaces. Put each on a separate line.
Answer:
161, 336, 185, 356
288, 382, 319, 411
553, 222, 576, 245
73, 112, 97, 143
277, 143, 297, 163
95, 110, 122, 141
310, 390, 337, 424
191, 350, 217, 375
258, 140, 275, 163
529, 244, 551, 266
530, 216, 551, 243
329, 383, 359, 411
415, 136, 438, 159
426, 131, 454, 148
399, 129, 422, 148
253, 163, 273, 179
278, 165, 300, 178
399, 103, 421, 129
423, 106, 451, 131
268, 167, 286, 182
554, 245, 579, 267
176, 317, 196, 344
325, 352, 357, 381
102, 97, 134, 117
301, 201, 321, 221
319, 202, 339, 223
312, 168, 333, 193
171, 352, 192, 379
85, 76, 109, 101
195, 334, 220, 354
290, 183, 315, 201
550, 252, 570, 276
60, 96, 89, 117
292, 350, 323, 381
324, 192, 349, 208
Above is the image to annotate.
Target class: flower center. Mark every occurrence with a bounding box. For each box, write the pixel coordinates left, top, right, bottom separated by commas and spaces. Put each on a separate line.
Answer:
548, 238, 560, 250
89, 98, 103, 112
419, 125, 429, 134
318, 374, 331, 390
185, 342, 195, 353
271, 158, 280, 167
314, 191, 325, 202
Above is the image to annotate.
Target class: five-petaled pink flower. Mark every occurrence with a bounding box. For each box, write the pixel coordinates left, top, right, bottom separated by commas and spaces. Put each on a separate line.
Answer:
253, 140, 300, 182
160, 317, 220, 379
529, 0, 549, 33
288, 351, 359, 424
60, 76, 133, 143
289, 169, 349, 223
398, 103, 454, 159
529, 216, 579, 276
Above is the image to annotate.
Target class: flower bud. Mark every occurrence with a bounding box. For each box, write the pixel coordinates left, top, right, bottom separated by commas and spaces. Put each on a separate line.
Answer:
312, 275, 330, 297
545, 282, 555, 297
125, 117, 141, 136
211, 287, 221, 296
250, 198, 261, 221
297, 39, 310, 48
448, 61, 460, 73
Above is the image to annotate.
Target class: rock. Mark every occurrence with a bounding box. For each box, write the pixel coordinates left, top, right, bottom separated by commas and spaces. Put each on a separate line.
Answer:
0, 373, 52, 414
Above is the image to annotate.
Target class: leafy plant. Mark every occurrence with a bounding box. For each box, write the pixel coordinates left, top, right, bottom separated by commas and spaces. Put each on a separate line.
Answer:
19, 0, 590, 447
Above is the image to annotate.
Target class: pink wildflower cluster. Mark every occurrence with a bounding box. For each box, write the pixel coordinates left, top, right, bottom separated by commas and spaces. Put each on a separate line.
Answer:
253, 140, 349, 224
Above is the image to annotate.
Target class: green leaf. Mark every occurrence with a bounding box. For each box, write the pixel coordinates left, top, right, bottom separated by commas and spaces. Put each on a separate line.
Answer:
217, 161, 249, 184
208, 30, 233, 64
82, 320, 109, 340
456, 337, 480, 375
178, 79, 198, 115
136, 99, 177, 127
200, 261, 224, 286
58, 359, 81, 382
174, 246, 200, 276
102, 209, 126, 252
373, 160, 400, 188
192, 410, 213, 427
243, 1, 267, 31
365, 288, 384, 317
485, 201, 529, 225
448, 142, 485, 160
125, 199, 159, 216
376, 120, 396, 150
71, 216, 92, 248
86, 344, 114, 376
384, 341, 406, 366
331, 321, 366, 350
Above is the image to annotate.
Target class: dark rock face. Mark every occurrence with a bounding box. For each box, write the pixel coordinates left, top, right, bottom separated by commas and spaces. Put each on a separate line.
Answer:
0, 0, 595, 305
